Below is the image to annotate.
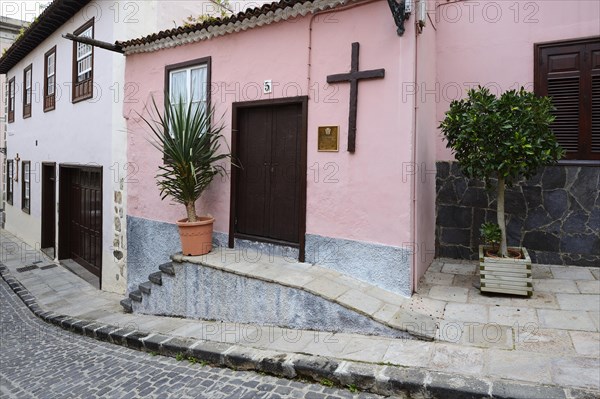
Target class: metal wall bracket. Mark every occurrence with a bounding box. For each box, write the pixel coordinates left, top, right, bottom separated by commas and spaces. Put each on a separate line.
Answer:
387, 0, 411, 36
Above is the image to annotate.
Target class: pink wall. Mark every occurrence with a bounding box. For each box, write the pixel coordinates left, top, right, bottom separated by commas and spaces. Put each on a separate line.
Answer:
125, 1, 416, 247
435, 0, 600, 160
413, 0, 439, 288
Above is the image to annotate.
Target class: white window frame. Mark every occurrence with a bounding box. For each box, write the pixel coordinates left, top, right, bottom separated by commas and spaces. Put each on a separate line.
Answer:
25, 67, 32, 106
168, 64, 208, 111
47, 51, 55, 95
76, 26, 93, 83
6, 160, 13, 205
9, 79, 15, 112
22, 161, 30, 213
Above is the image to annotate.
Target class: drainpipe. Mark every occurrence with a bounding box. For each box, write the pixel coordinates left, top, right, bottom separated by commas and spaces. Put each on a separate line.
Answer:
410, 5, 419, 293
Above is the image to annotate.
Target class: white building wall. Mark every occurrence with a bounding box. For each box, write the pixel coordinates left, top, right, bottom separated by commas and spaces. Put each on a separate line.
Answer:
1, 17, 27, 227
5, 4, 122, 292
3, 0, 220, 293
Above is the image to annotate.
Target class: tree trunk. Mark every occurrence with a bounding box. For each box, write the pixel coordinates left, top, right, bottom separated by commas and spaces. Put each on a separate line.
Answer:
185, 202, 197, 223
497, 175, 508, 257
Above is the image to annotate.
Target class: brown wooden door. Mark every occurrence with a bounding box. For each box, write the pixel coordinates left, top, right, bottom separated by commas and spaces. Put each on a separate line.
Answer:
59, 166, 102, 277
41, 163, 56, 252
235, 103, 302, 245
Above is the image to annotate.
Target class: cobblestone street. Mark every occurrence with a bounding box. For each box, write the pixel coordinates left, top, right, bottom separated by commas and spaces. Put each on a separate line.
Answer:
0, 278, 380, 399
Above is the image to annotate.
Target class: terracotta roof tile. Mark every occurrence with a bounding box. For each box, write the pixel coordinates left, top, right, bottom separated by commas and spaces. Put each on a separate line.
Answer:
0, 0, 92, 74
118, 0, 313, 49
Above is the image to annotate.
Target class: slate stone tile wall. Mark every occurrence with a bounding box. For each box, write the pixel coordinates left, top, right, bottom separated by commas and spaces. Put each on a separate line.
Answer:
435, 162, 600, 266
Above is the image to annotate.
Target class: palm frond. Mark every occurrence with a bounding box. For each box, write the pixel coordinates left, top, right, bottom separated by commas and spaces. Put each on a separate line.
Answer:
138, 94, 232, 207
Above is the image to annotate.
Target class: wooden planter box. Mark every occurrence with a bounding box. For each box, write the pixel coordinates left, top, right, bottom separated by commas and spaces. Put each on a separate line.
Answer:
479, 245, 533, 297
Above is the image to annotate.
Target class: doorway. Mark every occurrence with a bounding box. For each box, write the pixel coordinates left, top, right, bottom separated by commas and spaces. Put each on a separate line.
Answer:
230, 97, 308, 261
41, 163, 56, 259
59, 165, 103, 282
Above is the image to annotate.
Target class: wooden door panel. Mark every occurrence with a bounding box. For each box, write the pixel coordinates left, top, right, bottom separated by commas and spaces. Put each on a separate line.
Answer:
62, 167, 102, 277
269, 104, 301, 243
41, 164, 56, 250
235, 102, 302, 245
236, 107, 271, 237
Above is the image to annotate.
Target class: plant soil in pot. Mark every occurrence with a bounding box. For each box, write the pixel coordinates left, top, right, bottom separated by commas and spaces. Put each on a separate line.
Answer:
177, 216, 214, 256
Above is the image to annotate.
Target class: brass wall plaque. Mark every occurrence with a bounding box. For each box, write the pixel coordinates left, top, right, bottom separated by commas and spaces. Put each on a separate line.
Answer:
318, 126, 339, 152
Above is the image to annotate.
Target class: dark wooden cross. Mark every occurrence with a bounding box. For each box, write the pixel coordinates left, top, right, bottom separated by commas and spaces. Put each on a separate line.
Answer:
327, 42, 385, 153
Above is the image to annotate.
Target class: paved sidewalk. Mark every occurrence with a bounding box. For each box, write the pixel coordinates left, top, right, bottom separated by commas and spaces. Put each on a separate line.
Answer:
1, 228, 598, 398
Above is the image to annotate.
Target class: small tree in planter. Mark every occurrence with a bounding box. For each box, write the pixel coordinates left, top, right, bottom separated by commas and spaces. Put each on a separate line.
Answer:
440, 87, 563, 295
141, 95, 231, 256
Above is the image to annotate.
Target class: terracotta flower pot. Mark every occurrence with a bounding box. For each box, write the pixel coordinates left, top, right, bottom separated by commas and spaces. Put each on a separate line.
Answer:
176, 216, 214, 256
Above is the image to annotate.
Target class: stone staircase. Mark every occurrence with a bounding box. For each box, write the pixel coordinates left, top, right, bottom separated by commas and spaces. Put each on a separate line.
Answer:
120, 262, 174, 313
120, 252, 438, 341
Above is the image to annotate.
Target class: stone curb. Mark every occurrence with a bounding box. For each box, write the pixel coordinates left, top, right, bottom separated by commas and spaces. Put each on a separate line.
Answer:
0, 264, 596, 399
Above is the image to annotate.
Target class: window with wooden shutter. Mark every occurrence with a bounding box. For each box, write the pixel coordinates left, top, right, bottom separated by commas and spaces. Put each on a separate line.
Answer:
6, 160, 14, 205
44, 46, 56, 112
22, 161, 31, 214
8, 77, 15, 123
23, 64, 32, 118
72, 19, 94, 103
534, 37, 600, 161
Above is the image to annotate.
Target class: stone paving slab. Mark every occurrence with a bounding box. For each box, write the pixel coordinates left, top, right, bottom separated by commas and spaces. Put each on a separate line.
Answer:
569, 331, 600, 357
537, 309, 597, 332
514, 327, 575, 355
556, 293, 600, 311
576, 280, 600, 295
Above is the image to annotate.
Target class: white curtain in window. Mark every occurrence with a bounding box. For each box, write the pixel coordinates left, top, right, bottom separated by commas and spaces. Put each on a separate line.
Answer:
170, 70, 187, 106
26, 70, 31, 104
47, 53, 55, 95
190, 66, 207, 113
9, 81, 15, 111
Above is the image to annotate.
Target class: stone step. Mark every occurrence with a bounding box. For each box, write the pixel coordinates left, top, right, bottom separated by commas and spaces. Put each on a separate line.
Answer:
129, 290, 142, 302
164, 251, 437, 340
120, 298, 133, 313
149, 272, 162, 285
139, 281, 152, 294
159, 262, 175, 276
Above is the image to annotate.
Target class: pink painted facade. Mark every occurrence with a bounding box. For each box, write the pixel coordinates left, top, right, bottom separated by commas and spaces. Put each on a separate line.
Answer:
123, 0, 599, 294
125, 0, 422, 295
127, 1, 414, 245
435, 0, 600, 160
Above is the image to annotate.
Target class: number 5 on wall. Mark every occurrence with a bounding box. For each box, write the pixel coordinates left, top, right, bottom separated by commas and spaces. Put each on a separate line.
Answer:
264, 80, 272, 94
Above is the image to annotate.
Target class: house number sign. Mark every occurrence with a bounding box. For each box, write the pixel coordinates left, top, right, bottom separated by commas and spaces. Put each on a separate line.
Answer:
264, 80, 272, 94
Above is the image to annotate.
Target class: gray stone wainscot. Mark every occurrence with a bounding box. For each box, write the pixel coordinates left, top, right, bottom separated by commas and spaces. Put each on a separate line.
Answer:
436, 162, 600, 266
128, 216, 412, 296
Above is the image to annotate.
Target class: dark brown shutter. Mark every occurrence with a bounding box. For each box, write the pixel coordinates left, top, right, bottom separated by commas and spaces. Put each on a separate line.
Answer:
591, 44, 600, 154
535, 37, 600, 160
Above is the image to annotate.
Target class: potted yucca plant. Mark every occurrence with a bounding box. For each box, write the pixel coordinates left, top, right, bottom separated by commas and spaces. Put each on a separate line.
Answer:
440, 87, 564, 296
141, 95, 231, 256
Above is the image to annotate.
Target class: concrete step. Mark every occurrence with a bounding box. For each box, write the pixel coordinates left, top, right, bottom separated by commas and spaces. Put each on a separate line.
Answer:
129, 290, 142, 302
149, 272, 162, 285
120, 298, 133, 313
159, 262, 175, 276
139, 281, 152, 294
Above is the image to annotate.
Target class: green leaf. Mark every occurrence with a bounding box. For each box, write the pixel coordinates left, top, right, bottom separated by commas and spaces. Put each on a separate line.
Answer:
137, 94, 236, 209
